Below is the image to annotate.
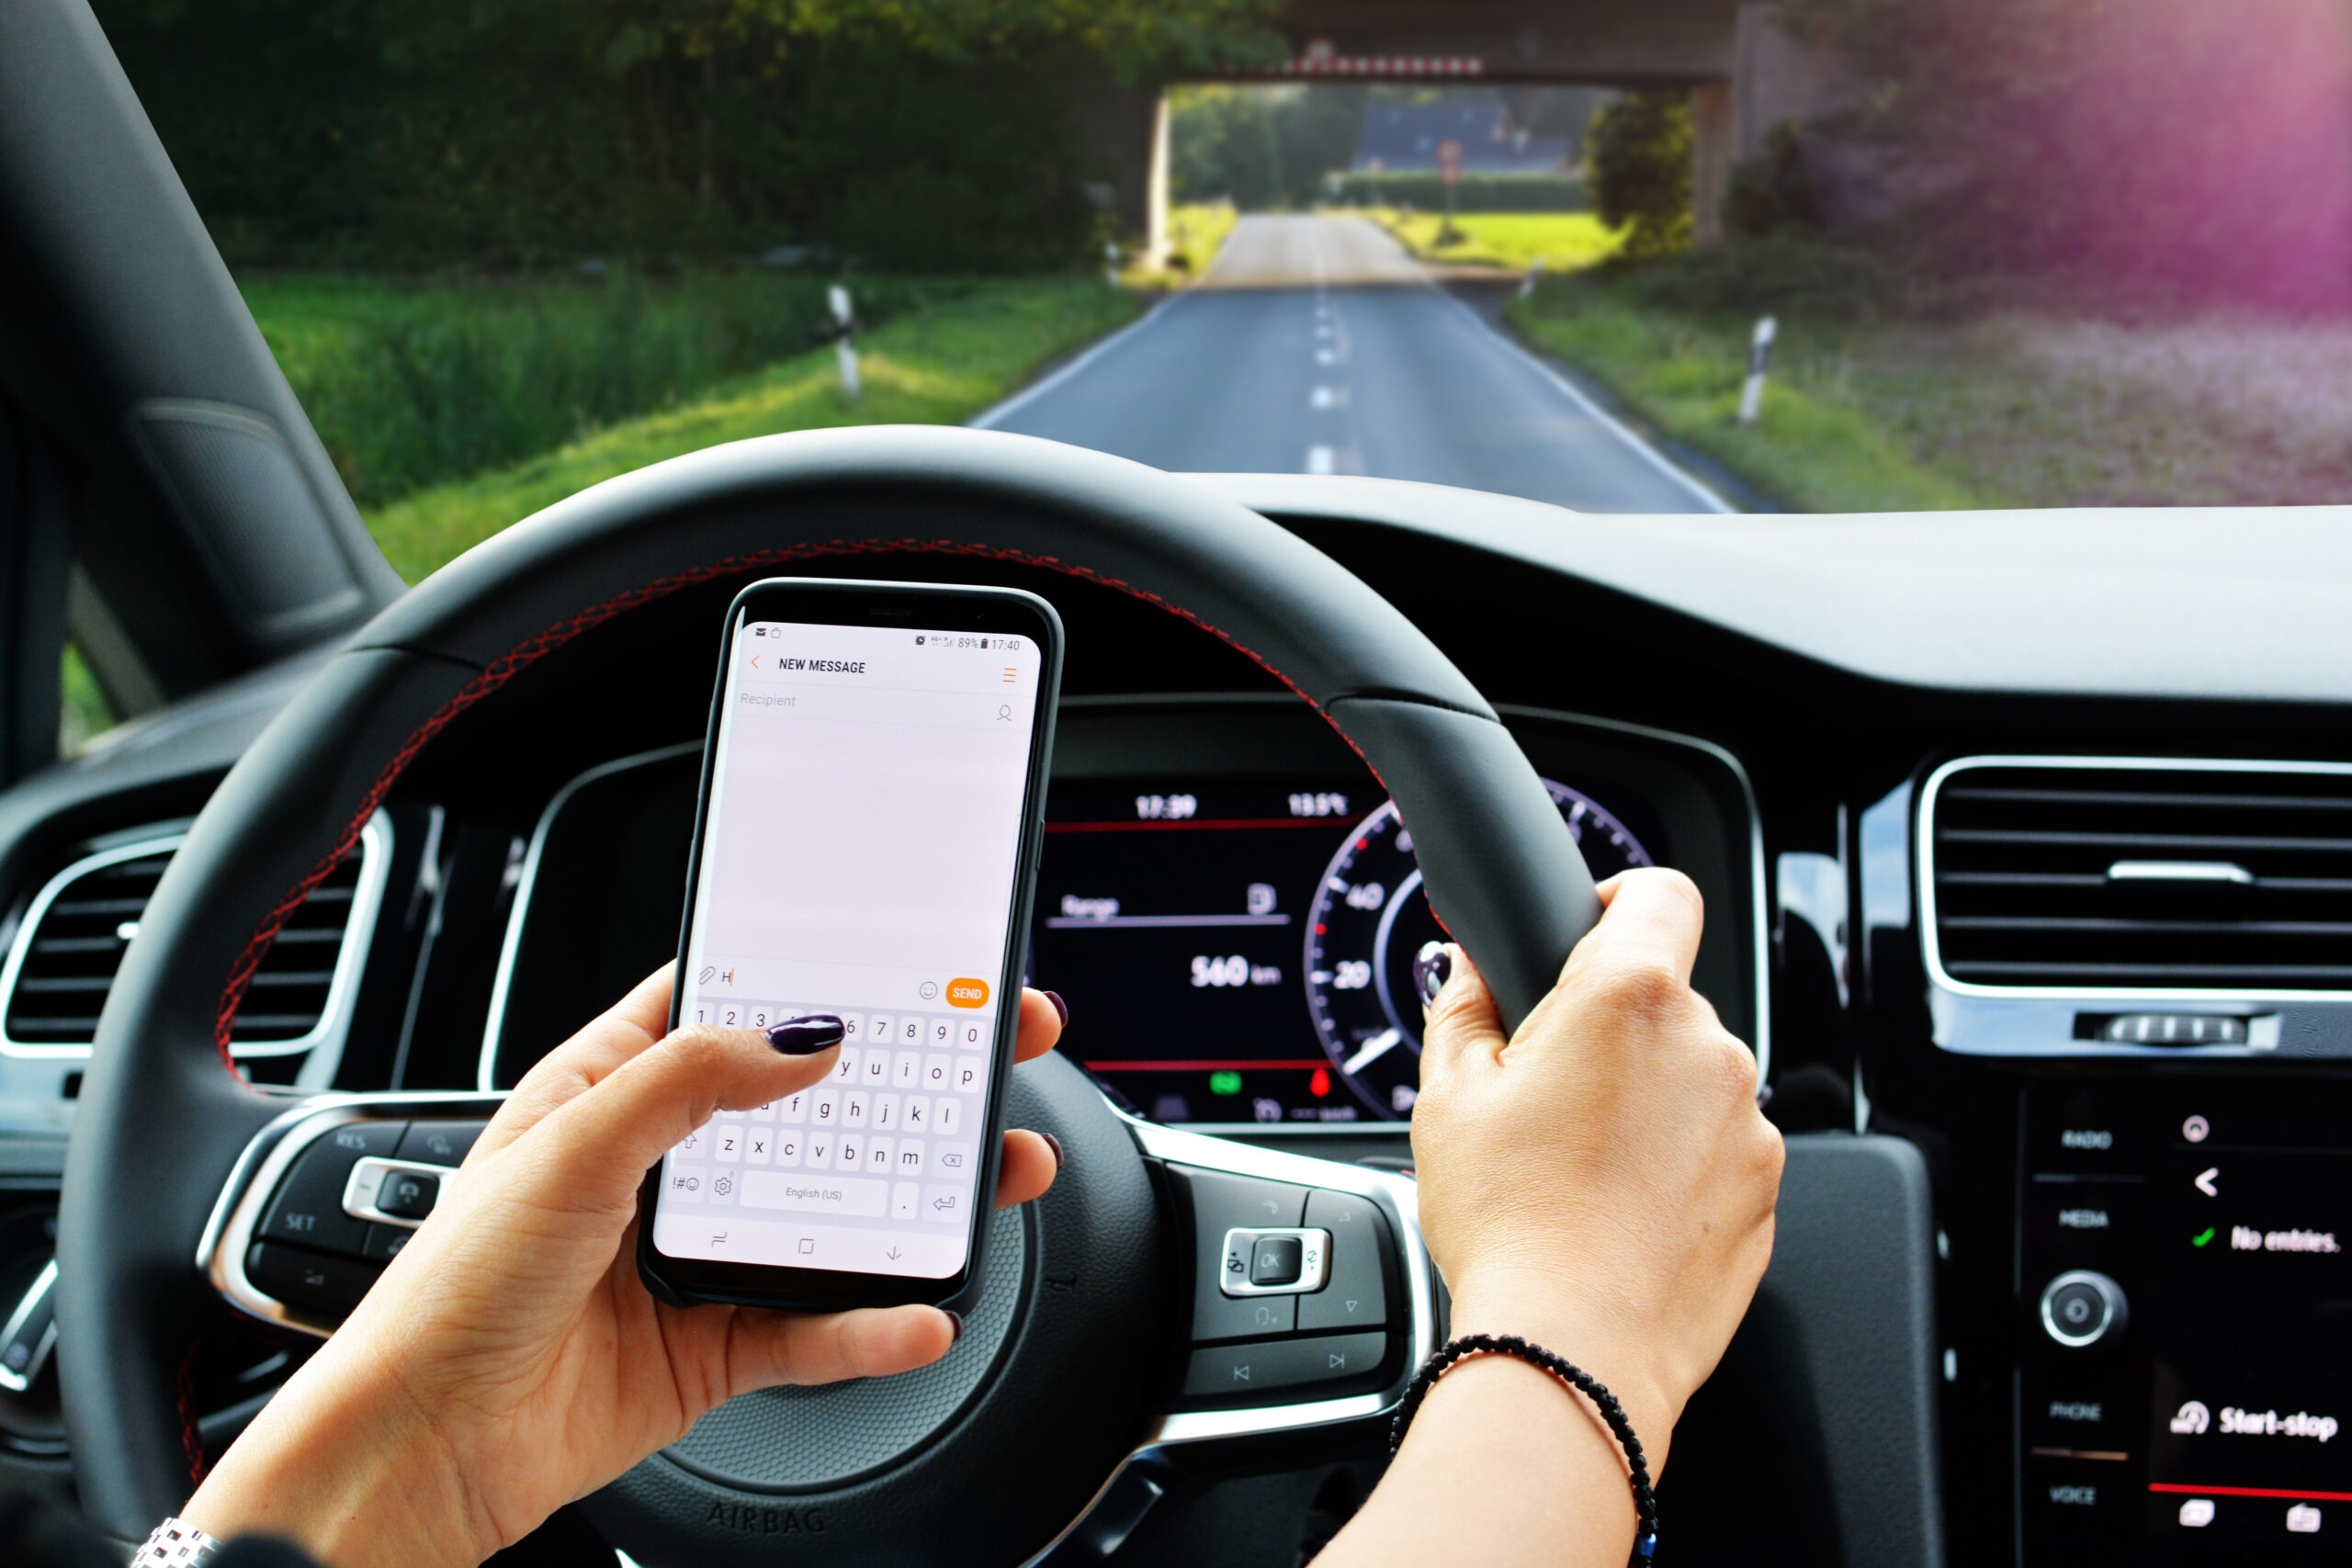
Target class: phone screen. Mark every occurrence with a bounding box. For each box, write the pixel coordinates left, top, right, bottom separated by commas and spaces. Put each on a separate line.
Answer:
652, 610, 1046, 1282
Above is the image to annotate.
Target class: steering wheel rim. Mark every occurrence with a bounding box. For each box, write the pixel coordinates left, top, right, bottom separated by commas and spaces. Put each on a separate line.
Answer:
59, 426, 1600, 1551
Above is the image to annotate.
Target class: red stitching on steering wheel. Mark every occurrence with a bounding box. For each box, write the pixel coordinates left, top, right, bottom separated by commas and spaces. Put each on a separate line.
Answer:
213, 537, 1389, 1070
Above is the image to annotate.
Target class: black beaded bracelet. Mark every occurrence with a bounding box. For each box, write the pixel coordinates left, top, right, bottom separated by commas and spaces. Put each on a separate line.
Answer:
1389, 1333, 1659, 1562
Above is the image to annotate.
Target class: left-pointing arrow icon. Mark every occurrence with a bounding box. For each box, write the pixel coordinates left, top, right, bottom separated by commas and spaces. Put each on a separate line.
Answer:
2194, 1167, 2220, 1198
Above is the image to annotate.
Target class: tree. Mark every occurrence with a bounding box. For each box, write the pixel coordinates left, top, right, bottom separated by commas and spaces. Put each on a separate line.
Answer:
1781, 0, 2352, 310
95, 0, 1286, 269
1168, 84, 1366, 209
1587, 89, 1693, 262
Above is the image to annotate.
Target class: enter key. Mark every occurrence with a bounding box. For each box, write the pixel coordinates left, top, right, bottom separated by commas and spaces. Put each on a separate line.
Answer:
1300, 1188, 1393, 1333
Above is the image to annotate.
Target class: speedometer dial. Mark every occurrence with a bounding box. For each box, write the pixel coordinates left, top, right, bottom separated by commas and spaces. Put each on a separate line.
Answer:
1304, 781, 1654, 1119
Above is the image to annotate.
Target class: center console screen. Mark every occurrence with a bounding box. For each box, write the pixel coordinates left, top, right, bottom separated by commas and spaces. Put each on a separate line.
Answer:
2021, 1083, 2351, 1562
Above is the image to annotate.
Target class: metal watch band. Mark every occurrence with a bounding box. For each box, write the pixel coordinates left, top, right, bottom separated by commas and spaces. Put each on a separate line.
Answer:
131, 1517, 227, 1566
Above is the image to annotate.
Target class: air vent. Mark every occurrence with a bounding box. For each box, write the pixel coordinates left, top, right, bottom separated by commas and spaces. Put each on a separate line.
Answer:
233, 850, 366, 1044
0, 815, 391, 1059
1922, 758, 2352, 996
0, 837, 181, 1055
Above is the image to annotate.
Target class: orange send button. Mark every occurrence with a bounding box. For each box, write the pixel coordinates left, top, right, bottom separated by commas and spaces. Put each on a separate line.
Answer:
945, 978, 990, 1009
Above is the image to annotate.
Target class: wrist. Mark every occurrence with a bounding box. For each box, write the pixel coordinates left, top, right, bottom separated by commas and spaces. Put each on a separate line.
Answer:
1443, 1278, 1679, 1461
183, 1346, 481, 1568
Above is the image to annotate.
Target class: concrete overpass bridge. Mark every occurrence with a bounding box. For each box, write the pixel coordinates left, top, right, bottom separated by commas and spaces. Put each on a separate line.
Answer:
1080, 1, 1846, 261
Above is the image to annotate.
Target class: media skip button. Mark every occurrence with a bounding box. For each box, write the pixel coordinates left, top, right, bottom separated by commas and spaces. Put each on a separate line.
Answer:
1179, 1333, 1388, 1402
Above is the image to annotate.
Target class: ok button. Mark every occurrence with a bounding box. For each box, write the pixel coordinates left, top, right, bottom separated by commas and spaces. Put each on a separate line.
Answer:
1250, 1235, 1304, 1287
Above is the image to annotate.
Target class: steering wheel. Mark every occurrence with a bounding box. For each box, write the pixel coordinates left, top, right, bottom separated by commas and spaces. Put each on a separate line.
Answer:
57, 427, 1601, 1563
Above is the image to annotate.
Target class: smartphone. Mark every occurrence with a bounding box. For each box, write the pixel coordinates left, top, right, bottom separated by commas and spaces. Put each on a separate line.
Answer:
638, 578, 1063, 1312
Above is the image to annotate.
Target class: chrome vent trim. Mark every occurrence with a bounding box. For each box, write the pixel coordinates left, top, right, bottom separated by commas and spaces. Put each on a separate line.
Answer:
1921, 755, 2352, 1001
0, 813, 393, 1061
0, 835, 184, 1058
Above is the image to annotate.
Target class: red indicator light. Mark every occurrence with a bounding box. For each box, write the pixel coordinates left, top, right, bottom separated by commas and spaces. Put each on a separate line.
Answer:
1309, 1067, 1331, 1097
1315, 923, 1327, 936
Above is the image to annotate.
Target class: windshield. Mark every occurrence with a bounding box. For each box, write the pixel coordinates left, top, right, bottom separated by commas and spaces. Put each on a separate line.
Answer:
86, 0, 2352, 598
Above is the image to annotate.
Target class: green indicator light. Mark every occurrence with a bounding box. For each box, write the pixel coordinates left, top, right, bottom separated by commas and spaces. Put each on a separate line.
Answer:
2191, 1227, 2216, 1247
1209, 1070, 1243, 1096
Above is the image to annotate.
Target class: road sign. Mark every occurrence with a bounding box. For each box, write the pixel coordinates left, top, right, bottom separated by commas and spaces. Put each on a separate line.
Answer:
1437, 140, 1463, 187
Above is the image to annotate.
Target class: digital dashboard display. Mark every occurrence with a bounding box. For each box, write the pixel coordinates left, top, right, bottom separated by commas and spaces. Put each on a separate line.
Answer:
1032, 779, 1657, 1125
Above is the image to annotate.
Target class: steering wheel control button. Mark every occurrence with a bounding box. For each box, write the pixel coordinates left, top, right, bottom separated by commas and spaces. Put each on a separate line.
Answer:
1175, 1167, 1307, 1341
260, 1122, 405, 1257
377, 1170, 439, 1221
1299, 1188, 1394, 1332
1180, 1332, 1389, 1403
340, 1156, 452, 1228
361, 1224, 412, 1264
1217, 1227, 1329, 1295
396, 1120, 486, 1166
246, 1242, 378, 1314
2040, 1269, 2129, 1348
1251, 1235, 1303, 1286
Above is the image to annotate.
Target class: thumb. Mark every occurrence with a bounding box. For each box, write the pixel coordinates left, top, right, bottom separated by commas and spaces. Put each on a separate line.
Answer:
725, 1303, 959, 1395
1417, 944, 1507, 1091
510, 1022, 842, 1214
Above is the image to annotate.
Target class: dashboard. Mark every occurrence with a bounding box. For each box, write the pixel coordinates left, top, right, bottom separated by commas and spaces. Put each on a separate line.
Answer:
476, 697, 1765, 1131
0, 482, 2346, 1568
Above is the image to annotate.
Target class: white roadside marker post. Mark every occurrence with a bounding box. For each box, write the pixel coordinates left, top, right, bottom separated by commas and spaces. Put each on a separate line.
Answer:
1104, 242, 1120, 288
1738, 314, 1778, 425
1519, 254, 1544, 300
827, 285, 859, 400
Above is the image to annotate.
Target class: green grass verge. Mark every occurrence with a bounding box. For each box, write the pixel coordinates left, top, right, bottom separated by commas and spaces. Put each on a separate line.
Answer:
1507, 254, 2352, 512
244, 271, 983, 508
364, 278, 1145, 581
1169, 203, 1239, 276
1362, 209, 1626, 273
1506, 281, 1983, 512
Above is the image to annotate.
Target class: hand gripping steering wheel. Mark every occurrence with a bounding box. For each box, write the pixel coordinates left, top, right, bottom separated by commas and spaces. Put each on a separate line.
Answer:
57, 427, 1600, 1563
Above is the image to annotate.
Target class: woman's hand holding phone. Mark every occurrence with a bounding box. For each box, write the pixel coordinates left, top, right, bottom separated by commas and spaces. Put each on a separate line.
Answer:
180, 964, 1069, 1568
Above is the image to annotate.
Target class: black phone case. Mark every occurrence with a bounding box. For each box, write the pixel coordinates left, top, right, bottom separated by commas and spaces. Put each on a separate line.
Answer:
635, 577, 1063, 1314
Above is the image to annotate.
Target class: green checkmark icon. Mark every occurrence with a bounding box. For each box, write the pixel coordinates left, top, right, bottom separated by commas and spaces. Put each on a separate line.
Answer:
2192, 1227, 2217, 1247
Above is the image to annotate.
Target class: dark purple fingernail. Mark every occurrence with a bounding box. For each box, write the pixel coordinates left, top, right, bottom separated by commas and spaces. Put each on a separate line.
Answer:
1043, 990, 1069, 1028
765, 1014, 844, 1055
944, 1309, 965, 1345
1041, 1132, 1064, 1171
1412, 942, 1451, 1007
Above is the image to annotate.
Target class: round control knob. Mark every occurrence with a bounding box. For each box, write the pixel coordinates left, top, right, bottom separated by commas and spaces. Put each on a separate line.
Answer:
2039, 1269, 2128, 1348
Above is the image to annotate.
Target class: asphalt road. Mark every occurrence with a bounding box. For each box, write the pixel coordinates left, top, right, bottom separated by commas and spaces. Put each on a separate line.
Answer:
976, 214, 1728, 513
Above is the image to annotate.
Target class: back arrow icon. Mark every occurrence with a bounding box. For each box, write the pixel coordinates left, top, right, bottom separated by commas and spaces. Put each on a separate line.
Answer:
2195, 1168, 2220, 1197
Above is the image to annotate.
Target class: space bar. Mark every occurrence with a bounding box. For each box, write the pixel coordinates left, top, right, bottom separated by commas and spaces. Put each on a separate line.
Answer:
740, 1171, 889, 1217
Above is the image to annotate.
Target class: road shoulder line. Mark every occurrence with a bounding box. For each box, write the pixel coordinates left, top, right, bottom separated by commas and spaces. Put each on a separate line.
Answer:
968, 294, 1186, 431
1430, 288, 1736, 514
